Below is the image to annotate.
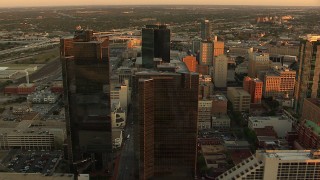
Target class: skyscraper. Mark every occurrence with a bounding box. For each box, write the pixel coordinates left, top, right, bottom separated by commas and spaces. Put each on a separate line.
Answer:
133, 63, 198, 179
142, 25, 170, 68
60, 29, 112, 173
213, 55, 228, 88
201, 19, 211, 40
294, 35, 320, 114
199, 41, 213, 66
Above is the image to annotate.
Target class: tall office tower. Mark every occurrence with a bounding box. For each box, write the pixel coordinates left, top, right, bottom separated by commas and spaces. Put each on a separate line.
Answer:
142, 25, 170, 68
183, 55, 198, 72
133, 67, 198, 179
201, 19, 211, 40
216, 150, 320, 180
248, 53, 270, 78
60, 29, 112, 172
243, 77, 263, 104
213, 40, 224, 57
192, 37, 202, 54
213, 55, 228, 88
200, 41, 213, 66
294, 34, 320, 114
198, 99, 212, 130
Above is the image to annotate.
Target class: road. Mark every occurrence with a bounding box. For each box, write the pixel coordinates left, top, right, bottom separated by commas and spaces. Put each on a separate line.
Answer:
117, 109, 135, 180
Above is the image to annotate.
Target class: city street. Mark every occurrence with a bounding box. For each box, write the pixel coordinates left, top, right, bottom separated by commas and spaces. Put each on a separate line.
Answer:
117, 109, 135, 180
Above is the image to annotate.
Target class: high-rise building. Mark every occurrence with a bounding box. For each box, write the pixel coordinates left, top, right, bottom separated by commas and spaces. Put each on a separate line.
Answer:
192, 37, 202, 54
248, 53, 270, 78
243, 77, 263, 104
213, 55, 228, 88
216, 150, 320, 180
183, 55, 198, 72
200, 41, 213, 66
198, 99, 212, 130
142, 25, 170, 68
201, 19, 211, 40
301, 98, 320, 124
60, 29, 112, 172
133, 66, 198, 179
294, 35, 320, 114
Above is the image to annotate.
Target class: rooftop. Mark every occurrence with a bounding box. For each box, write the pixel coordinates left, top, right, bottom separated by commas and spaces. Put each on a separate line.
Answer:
262, 150, 319, 161
305, 120, 320, 135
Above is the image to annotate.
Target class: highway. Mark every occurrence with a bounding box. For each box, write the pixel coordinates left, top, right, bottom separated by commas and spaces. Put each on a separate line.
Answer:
117, 109, 135, 180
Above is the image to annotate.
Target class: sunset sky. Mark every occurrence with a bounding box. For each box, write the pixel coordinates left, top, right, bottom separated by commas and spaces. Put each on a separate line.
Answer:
0, 0, 319, 7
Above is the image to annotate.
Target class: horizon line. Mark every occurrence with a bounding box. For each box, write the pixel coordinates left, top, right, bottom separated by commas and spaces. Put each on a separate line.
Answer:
0, 4, 320, 8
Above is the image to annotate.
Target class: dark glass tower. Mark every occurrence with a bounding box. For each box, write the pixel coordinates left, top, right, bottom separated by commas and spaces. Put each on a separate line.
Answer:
201, 19, 211, 41
133, 67, 199, 179
60, 29, 112, 173
294, 37, 320, 114
142, 25, 170, 68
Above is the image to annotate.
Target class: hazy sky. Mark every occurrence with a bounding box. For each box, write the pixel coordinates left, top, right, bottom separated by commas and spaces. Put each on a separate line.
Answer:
0, 0, 319, 7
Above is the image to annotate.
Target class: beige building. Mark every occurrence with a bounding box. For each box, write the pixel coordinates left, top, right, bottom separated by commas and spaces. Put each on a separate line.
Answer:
0, 120, 66, 149
112, 128, 123, 149
212, 114, 230, 128
227, 87, 251, 112
198, 99, 212, 129
216, 150, 320, 180
200, 41, 213, 66
261, 66, 296, 98
111, 103, 126, 128
228, 47, 253, 59
110, 80, 131, 112
213, 55, 228, 88
248, 53, 271, 78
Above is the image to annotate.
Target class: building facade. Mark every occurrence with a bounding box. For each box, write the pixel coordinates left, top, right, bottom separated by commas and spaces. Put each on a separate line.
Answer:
227, 87, 251, 112
248, 53, 270, 78
201, 20, 211, 40
60, 29, 112, 172
213, 55, 228, 88
295, 35, 320, 114
183, 55, 198, 72
301, 98, 320, 124
142, 25, 170, 68
200, 41, 213, 66
243, 77, 263, 104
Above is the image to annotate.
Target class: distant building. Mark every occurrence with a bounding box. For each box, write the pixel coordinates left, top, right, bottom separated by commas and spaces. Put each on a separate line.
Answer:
248, 53, 270, 78
212, 114, 230, 128
243, 77, 263, 104
198, 99, 212, 129
4, 83, 36, 95
227, 87, 251, 112
200, 41, 213, 66
228, 47, 253, 59
301, 98, 320, 124
183, 55, 198, 72
110, 80, 130, 112
142, 25, 170, 68
111, 128, 123, 149
192, 37, 202, 54
211, 94, 228, 116
295, 35, 320, 114
197, 64, 210, 75
27, 90, 59, 104
216, 150, 320, 180
248, 116, 292, 138
213, 55, 228, 88
111, 103, 126, 128
201, 19, 211, 40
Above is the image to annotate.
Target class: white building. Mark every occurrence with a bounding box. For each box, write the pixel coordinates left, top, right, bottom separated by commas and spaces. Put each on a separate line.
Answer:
27, 90, 59, 104
110, 80, 131, 112
216, 150, 320, 180
112, 128, 123, 149
248, 116, 292, 138
200, 41, 213, 66
213, 55, 228, 88
111, 103, 126, 128
198, 100, 212, 129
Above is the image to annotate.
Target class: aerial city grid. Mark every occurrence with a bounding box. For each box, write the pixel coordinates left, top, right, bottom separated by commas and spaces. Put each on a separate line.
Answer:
0, 1, 319, 180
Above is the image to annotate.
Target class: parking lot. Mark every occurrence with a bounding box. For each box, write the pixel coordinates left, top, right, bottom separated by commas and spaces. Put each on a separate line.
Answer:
6, 150, 62, 175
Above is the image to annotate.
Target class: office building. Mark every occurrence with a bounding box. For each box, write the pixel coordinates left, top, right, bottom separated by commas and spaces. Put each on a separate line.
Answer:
301, 98, 320, 124
248, 53, 270, 78
198, 99, 212, 129
213, 40, 224, 57
134, 66, 198, 179
260, 66, 296, 98
296, 120, 320, 149
201, 19, 211, 40
216, 150, 320, 180
142, 25, 170, 68
200, 41, 213, 66
60, 29, 112, 172
192, 37, 202, 54
227, 87, 251, 112
294, 35, 320, 114
211, 94, 228, 116
243, 77, 263, 104
183, 55, 198, 72
213, 55, 228, 88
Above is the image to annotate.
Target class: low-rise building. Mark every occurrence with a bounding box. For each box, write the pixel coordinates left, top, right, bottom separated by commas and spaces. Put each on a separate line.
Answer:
112, 128, 123, 149
248, 116, 292, 138
212, 115, 230, 128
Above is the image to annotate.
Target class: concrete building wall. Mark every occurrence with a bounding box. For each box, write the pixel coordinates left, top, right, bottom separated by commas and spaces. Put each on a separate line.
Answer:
213, 55, 228, 88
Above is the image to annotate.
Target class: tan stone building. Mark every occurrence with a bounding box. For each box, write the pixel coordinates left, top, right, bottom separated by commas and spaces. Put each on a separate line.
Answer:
227, 87, 251, 112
